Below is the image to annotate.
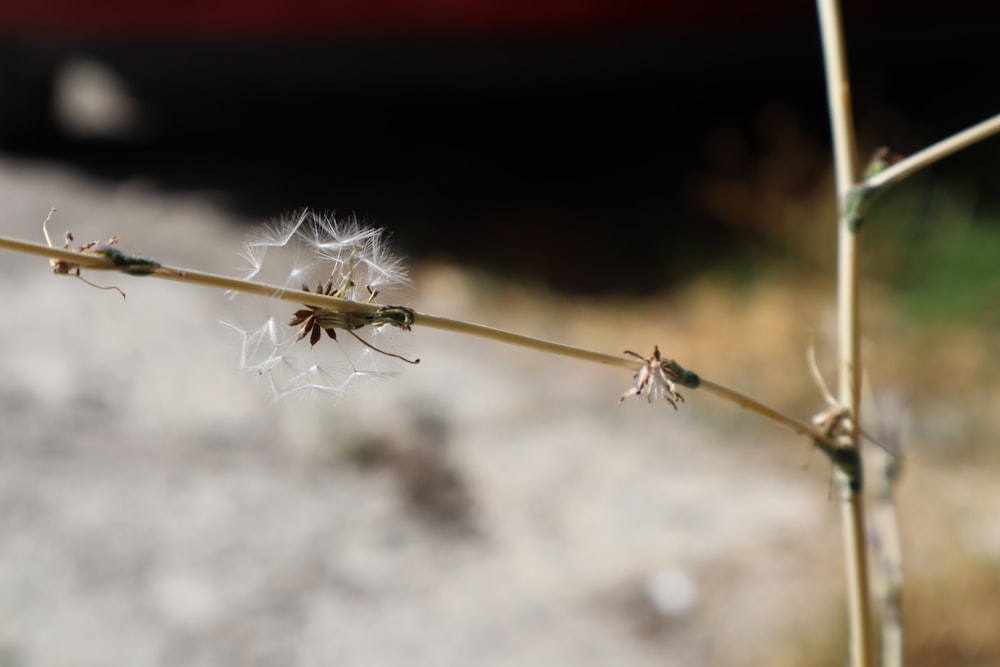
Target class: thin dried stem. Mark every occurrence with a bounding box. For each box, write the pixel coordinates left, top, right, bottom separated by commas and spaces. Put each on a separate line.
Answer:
807, 337, 838, 408
0, 234, 380, 312
413, 311, 634, 369
869, 424, 904, 667
1, 231, 840, 452
847, 112, 1000, 229
864, 378, 905, 667
860, 112, 1000, 193
696, 378, 822, 442
816, 0, 874, 665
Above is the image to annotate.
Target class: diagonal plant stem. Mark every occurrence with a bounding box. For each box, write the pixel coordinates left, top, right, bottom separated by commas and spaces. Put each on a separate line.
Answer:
816, 0, 874, 665
0, 234, 381, 312
847, 112, 1000, 229
1, 231, 841, 453
859, 112, 1000, 193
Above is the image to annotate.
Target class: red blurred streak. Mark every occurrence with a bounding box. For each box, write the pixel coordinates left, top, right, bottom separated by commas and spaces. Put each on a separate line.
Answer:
0, 0, 809, 38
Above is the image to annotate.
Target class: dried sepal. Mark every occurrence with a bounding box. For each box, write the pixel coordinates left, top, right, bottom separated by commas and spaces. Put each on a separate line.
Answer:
41, 208, 183, 301
287, 282, 342, 347
42, 208, 128, 298
284, 257, 418, 363
619, 345, 685, 410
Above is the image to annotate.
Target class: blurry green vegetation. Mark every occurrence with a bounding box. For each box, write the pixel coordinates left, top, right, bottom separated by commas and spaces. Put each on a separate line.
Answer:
688, 107, 1000, 334
698, 160, 1000, 329
893, 218, 1000, 326
863, 181, 1000, 327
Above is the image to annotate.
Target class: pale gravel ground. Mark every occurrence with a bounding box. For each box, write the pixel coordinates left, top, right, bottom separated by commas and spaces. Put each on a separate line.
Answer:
0, 155, 848, 666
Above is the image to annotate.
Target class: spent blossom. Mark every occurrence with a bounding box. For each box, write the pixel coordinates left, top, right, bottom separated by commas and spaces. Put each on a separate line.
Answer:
225, 209, 416, 399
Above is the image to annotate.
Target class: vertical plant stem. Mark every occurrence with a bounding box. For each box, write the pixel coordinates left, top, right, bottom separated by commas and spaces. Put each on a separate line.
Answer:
868, 389, 906, 667
871, 444, 904, 667
816, 1, 874, 666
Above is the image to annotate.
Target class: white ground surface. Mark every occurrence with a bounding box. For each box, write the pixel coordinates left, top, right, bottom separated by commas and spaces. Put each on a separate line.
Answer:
0, 156, 847, 667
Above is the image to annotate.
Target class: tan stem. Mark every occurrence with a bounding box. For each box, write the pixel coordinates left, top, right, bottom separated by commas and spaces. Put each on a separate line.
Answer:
817, 0, 874, 665
860, 112, 1000, 193
2, 232, 838, 451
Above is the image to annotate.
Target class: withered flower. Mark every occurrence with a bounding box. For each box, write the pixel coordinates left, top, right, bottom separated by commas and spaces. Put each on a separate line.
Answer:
619, 346, 685, 410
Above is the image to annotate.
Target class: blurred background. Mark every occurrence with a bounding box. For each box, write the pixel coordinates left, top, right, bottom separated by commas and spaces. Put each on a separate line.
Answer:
3, 0, 1000, 292
2, 1, 1000, 665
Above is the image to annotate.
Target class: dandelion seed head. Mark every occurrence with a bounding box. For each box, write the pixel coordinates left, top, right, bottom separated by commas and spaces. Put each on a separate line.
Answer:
226, 209, 415, 399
